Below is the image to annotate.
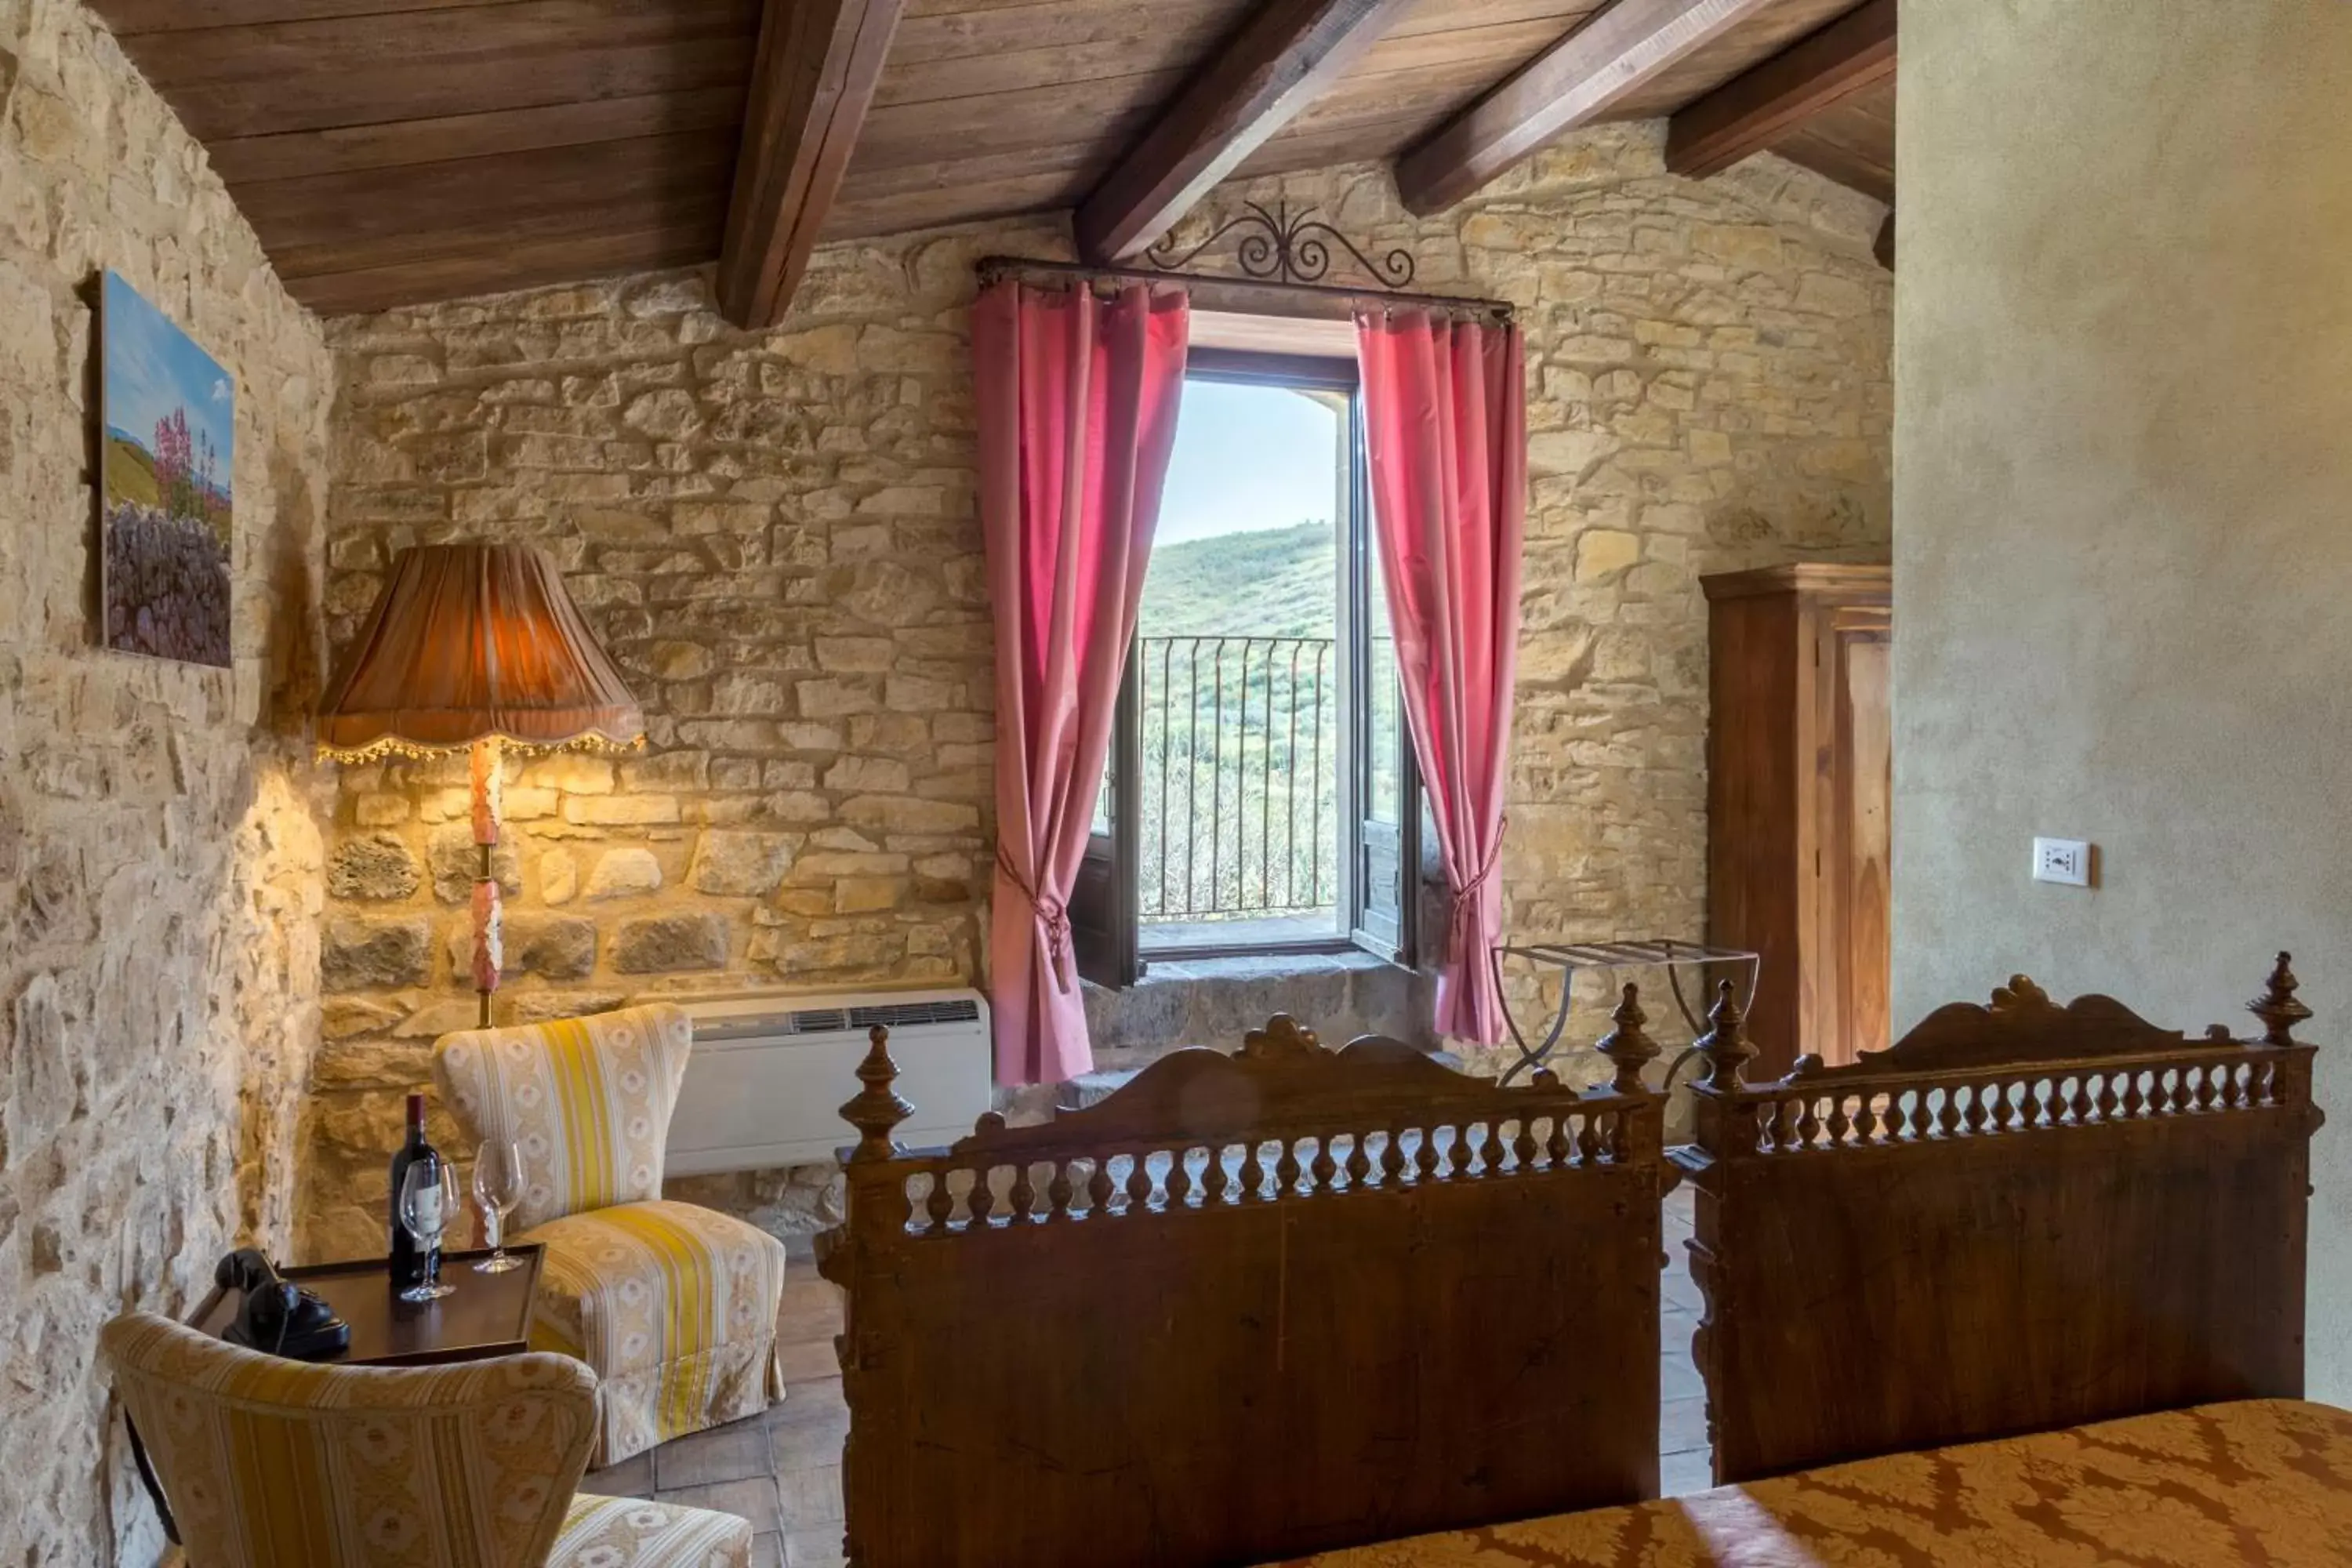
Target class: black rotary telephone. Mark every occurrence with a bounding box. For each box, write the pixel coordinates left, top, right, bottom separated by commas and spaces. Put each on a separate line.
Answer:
216, 1248, 352, 1361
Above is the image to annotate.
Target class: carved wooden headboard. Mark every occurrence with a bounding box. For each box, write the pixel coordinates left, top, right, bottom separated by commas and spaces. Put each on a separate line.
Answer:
816, 1008, 1673, 1568
1677, 955, 2324, 1485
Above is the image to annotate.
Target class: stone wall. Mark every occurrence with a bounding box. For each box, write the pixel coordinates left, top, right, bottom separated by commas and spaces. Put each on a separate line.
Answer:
0, 2, 335, 1563
307, 125, 1889, 1255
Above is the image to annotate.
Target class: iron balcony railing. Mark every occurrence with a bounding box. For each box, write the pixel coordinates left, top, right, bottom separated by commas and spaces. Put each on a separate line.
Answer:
1134, 635, 1338, 924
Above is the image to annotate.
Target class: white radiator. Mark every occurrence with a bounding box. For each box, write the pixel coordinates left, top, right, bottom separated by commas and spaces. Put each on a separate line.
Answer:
667, 989, 993, 1174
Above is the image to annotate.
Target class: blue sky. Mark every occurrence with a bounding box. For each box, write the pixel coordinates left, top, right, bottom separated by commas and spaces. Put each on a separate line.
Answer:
103, 270, 234, 471
1156, 379, 1338, 545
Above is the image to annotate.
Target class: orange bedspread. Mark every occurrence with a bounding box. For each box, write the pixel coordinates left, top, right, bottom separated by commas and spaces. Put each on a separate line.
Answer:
1272, 1399, 2352, 1566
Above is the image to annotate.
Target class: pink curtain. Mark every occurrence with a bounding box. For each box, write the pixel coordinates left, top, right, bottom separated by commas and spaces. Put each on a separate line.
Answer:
975, 280, 1189, 1085
1356, 310, 1526, 1045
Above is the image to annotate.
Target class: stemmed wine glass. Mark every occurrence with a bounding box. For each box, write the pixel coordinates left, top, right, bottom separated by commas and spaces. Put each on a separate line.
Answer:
472, 1139, 526, 1274
397, 1161, 460, 1303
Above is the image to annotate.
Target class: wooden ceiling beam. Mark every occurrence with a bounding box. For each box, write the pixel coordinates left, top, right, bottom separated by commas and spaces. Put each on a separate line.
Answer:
1664, 0, 1894, 180
1075, 0, 1416, 263
1394, 0, 1782, 216
716, 0, 906, 330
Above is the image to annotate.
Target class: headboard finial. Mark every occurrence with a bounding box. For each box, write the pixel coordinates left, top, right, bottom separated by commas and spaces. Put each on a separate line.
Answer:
840, 1023, 914, 1163
1695, 979, 1755, 1092
2250, 951, 2314, 1046
1595, 982, 1660, 1094
1241, 1014, 1326, 1060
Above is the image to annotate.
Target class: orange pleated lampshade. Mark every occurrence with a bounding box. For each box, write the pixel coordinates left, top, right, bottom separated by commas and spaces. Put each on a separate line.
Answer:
316, 543, 644, 759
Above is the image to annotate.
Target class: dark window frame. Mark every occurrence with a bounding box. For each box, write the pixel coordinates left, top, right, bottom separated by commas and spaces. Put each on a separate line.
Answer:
1072, 347, 1420, 978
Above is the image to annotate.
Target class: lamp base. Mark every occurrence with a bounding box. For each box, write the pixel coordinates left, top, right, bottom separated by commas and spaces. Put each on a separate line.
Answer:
470, 738, 504, 1029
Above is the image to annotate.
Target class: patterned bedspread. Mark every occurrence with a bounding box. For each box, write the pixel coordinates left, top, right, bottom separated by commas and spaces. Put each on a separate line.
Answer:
1271, 1399, 2352, 1566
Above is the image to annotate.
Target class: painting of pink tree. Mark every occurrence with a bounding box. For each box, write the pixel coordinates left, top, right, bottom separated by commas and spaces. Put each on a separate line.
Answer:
100, 270, 234, 667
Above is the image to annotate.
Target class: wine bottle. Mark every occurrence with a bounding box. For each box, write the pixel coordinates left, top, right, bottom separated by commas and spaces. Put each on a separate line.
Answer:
387, 1091, 442, 1292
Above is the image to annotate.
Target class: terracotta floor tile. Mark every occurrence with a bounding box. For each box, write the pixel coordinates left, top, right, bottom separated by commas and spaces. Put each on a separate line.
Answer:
654, 1414, 774, 1490
655, 1476, 783, 1537
777, 1463, 844, 1529
581, 1448, 652, 1499
1661, 1396, 1710, 1456
1661, 1446, 1714, 1498
776, 1338, 843, 1385
785, 1526, 848, 1568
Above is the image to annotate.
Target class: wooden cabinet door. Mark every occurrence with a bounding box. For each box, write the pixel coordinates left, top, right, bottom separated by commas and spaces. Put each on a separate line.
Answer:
1826, 608, 1892, 1059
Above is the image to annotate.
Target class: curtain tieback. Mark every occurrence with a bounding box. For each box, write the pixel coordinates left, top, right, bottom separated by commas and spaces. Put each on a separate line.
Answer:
996, 845, 1074, 994
1446, 830, 1505, 960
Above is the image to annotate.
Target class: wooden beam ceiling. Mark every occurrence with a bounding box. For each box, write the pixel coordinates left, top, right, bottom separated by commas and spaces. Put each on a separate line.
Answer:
1073, 0, 1417, 263
1393, 0, 1784, 216
88, 0, 1897, 317
716, 0, 907, 330
1664, 0, 1893, 179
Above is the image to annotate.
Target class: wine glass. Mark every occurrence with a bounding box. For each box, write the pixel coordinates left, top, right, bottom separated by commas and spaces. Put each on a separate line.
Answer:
472, 1139, 526, 1274
397, 1161, 459, 1302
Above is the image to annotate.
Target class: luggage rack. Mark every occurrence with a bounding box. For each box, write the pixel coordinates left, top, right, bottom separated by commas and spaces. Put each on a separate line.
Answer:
1488, 938, 1761, 1087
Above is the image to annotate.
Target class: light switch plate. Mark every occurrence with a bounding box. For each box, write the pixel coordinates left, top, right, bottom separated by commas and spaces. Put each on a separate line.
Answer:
2032, 837, 2091, 887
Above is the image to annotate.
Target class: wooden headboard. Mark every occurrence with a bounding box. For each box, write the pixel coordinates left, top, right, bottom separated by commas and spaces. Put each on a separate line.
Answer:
816, 1011, 1672, 1568
1676, 955, 2323, 1485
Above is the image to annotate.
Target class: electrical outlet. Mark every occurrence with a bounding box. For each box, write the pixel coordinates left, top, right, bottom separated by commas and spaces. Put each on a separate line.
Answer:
2031, 837, 2091, 887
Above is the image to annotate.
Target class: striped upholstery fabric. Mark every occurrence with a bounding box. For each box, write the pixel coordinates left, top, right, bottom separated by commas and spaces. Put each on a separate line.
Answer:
434, 1007, 786, 1466
100, 1312, 752, 1567
554, 1496, 752, 1568
523, 1201, 788, 1465
434, 1004, 696, 1232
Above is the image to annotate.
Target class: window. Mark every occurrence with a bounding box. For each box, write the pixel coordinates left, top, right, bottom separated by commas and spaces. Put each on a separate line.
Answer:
1070, 345, 1418, 983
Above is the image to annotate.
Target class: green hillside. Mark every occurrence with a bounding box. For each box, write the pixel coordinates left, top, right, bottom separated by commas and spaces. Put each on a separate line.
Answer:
106, 435, 163, 510
1140, 521, 1335, 639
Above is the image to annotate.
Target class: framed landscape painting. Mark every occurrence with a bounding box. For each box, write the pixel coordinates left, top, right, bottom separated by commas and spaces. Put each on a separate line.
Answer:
100, 270, 234, 667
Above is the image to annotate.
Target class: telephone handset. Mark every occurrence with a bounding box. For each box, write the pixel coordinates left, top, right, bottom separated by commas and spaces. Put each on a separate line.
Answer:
215, 1248, 352, 1362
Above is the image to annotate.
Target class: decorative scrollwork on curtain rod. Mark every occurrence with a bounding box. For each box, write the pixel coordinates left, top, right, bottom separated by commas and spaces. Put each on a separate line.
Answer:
1145, 201, 1416, 292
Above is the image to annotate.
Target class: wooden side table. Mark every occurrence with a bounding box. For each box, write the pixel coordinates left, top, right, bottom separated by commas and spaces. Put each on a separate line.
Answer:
188, 1246, 544, 1367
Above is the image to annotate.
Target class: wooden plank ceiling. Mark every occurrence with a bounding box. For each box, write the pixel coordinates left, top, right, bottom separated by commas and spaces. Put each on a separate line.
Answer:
87, 0, 1898, 324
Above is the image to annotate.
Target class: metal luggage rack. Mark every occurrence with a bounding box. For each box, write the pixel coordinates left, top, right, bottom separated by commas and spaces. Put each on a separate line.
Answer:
1489, 938, 1761, 1087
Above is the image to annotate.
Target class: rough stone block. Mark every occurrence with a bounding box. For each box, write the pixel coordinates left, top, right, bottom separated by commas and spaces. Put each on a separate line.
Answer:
823, 754, 909, 793
327, 833, 420, 901
324, 917, 434, 990
584, 847, 664, 899
612, 913, 731, 973
688, 830, 797, 895
563, 795, 681, 826
426, 824, 524, 902
540, 848, 579, 904
1573, 528, 1642, 582
507, 916, 598, 980
833, 876, 907, 913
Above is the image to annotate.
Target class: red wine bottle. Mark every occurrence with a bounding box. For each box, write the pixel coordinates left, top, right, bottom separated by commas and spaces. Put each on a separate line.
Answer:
387, 1091, 443, 1291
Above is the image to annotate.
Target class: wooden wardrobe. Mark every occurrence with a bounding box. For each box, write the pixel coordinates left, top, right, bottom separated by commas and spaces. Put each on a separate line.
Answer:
1704, 564, 1890, 1079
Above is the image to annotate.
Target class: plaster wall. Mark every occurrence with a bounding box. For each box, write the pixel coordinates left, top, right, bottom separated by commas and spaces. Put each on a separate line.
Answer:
1891, 0, 2352, 1395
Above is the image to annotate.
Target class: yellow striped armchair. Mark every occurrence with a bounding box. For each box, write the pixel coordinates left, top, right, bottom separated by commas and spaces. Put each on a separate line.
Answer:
431, 1004, 786, 1466
101, 1312, 751, 1567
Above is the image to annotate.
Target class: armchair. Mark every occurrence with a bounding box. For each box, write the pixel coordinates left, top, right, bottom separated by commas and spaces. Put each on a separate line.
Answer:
432, 1003, 786, 1465
100, 1312, 751, 1566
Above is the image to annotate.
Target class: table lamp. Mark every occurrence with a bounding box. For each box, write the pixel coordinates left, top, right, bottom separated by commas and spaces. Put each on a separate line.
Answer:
317, 543, 644, 1026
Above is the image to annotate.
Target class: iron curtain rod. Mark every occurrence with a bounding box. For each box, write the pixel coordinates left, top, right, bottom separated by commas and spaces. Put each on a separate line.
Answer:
974, 255, 1515, 325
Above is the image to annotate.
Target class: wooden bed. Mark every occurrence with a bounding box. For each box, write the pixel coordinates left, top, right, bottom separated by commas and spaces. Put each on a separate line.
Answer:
815, 1011, 1673, 1568
1675, 953, 2324, 1485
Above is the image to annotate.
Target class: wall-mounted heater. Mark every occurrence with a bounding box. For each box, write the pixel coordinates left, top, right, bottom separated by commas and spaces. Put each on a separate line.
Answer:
668, 989, 993, 1175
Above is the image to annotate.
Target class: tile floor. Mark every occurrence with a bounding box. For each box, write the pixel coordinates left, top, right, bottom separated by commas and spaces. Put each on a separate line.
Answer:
585, 1182, 1711, 1566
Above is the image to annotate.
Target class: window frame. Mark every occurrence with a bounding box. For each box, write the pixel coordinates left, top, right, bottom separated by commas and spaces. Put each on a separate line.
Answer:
1115, 345, 1420, 970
